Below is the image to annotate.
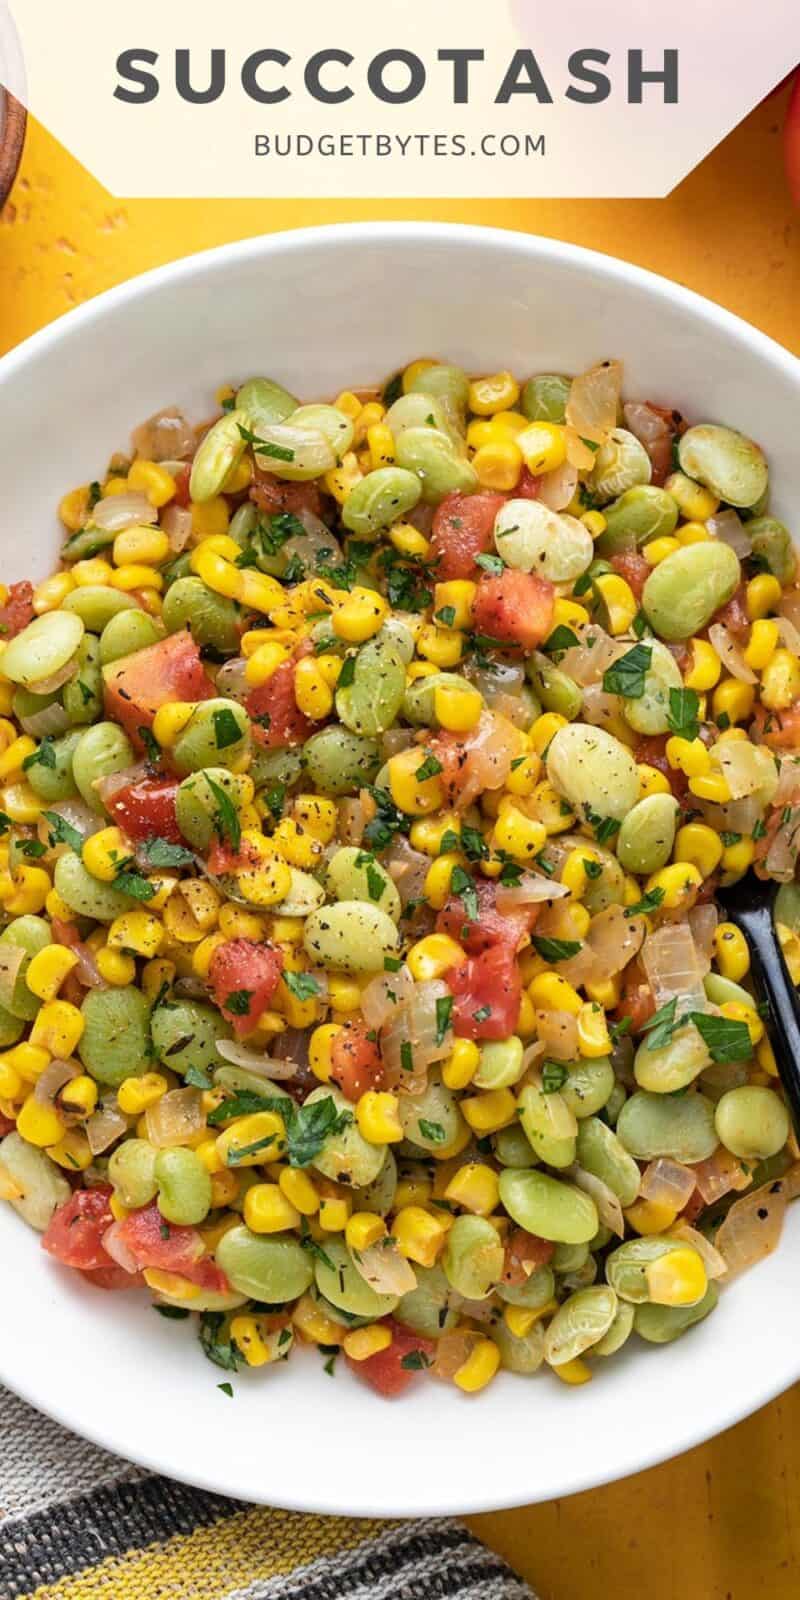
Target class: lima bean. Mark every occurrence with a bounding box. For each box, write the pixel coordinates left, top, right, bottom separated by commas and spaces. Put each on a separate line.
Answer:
398, 1078, 465, 1155
109, 1138, 158, 1208
497, 1264, 555, 1309
290, 403, 354, 457
0, 611, 84, 688
53, 852, 137, 923
714, 1085, 789, 1161
678, 424, 768, 509
442, 1215, 505, 1299
152, 999, 231, 1078
592, 1298, 636, 1356
597, 485, 679, 556
589, 429, 651, 504
162, 578, 241, 655
395, 428, 478, 504
79, 987, 152, 1087
342, 467, 422, 536
517, 1082, 577, 1169
99, 610, 160, 666
634, 1281, 718, 1343
634, 1023, 711, 1094
63, 635, 103, 725
492, 1316, 545, 1375
171, 699, 250, 776
616, 1089, 718, 1163
72, 721, 135, 813
546, 723, 639, 823
175, 768, 250, 851
190, 410, 248, 503
306, 1085, 386, 1188
493, 499, 592, 582
544, 1286, 618, 1365
325, 846, 401, 921
575, 1116, 641, 1207
521, 374, 571, 424
499, 1167, 598, 1244
748, 517, 795, 584
642, 541, 740, 641
396, 1264, 459, 1338
216, 1224, 314, 1303
560, 1059, 616, 1119
616, 793, 679, 875
63, 586, 138, 631
303, 901, 400, 974
236, 377, 298, 428
25, 730, 83, 802
494, 1122, 538, 1168
622, 641, 684, 736
303, 726, 381, 795
473, 1037, 525, 1092
0, 1132, 70, 1230
335, 637, 406, 737
527, 654, 582, 721
273, 868, 326, 919
154, 1147, 213, 1226
1, 916, 51, 1020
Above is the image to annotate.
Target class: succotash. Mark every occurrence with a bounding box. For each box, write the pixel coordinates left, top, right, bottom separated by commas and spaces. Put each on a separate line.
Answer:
0, 358, 798, 1400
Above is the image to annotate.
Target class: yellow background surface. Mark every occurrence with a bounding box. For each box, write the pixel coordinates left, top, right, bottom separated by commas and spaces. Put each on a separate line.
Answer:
2, 90, 799, 1600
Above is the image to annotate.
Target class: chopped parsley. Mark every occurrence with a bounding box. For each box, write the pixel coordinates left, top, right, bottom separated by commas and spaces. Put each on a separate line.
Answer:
213, 707, 243, 750
113, 868, 156, 902
363, 787, 408, 851
140, 836, 195, 869
205, 774, 242, 853
337, 654, 357, 690
544, 624, 579, 656
223, 989, 254, 1016
624, 887, 666, 918
435, 995, 453, 1045
602, 643, 652, 700
210, 1090, 352, 1169
400, 1349, 432, 1370
690, 1012, 752, 1064
541, 1060, 569, 1093
284, 971, 322, 1002
237, 422, 295, 463
199, 1310, 241, 1371
450, 864, 478, 921
22, 738, 56, 772
532, 935, 582, 962
43, 811, 83, 854
435, 605, 457, 629
475, 552, 505, 577
264, 781, 286, 822
419, 1118, 447, 1144
415, 753, 443, 783
666, 687, 701, 742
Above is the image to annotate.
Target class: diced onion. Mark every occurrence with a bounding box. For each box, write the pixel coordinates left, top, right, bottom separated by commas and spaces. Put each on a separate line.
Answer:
90, 492, 158, 532
717, 739, 764, 799
351, 1239, 417, 1297
708, 623, 756, 684
566, 360, 623, 442
102, 1221, 140, 1275
34, 1057, 80, 1109
29, 652, 83, 696
775, 615, 800, 656
0, 944, 25, 1010
560, 625, 623, 687
144, 1087, 204, 1148
381, 979, 454, 1093
214, 1039, 302, 1080
132, 406, 196, 462
707, 509, 751, 558
690, 1146, 752, 1206
765, 810, 800, 882
384, 836, 431, 907
534, 1009, 578, 1061
361, 965, 414, 1030
668, 1221, 727, 1279
641, 924, 707, 1010
94, 763, 151, 806
538, 460, 578, 511
639, 1157, 696, 1212
688, 904, 718, 967
86, 1099, 128, 1155
570, 1164, 624, 1237
18, 701, 71, 740
162, 504, 193, 553
495, 871, 569, 911
623, 401, 673, 485
715, 1183, 787, 1278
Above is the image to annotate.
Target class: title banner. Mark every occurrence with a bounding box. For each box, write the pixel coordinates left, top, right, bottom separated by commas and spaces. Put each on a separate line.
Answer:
0, 1, 796, 198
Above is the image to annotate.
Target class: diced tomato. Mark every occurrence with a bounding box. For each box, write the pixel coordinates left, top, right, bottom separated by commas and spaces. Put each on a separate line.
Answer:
51, 917, 81, 949
616, 959, 655, 1034
431, 714, 521, 812
103, 631, 215, 746
0, 1112, 15, 1136
502, 1228, 555, 1287
436, 878, 534, 956
330, 1021, 384, 1101
0, 580, 35, 640
633, 735, 689, 802
471, 569, 555, 651
42, 1187, 115, 1272
246, 659, 313, 750
250, 470, 325, 520
611, 551, 649, 601
81, 1265, 147, 1291
348, 1320, 436, 1397
785, 70, 800, 207
205, 835, 262, 878
173, 464, 191, 507
516, 467, 542, 500
108, 777, 183, 844
429, 492, 506, 580
208, 938, 284, 1036
753, 701, 800, 752
114, 1200, 215, 1279
447, 942, 522, 1040
714, 584, 749, 642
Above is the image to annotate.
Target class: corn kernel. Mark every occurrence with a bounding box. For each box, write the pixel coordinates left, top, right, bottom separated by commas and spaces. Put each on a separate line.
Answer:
472, 440, 522, 492
624, 1198, 678, 1235
292, 1293, 344, 1346
387, 747, 444, 816
453, 1335, 501, 1393
576, 1001, 611, 1058
530, 713, 569, 756
25, 945, 78, 1002
345, 1211, 387, 1252
110, 564, 164, 594
761, 649, 800, 712
117, 1073, 168, 1115
59, 485, 92, 532
229, 1315, 271, 1368
0, 1059, 22, 1101
72, 557, 115, 587
441, 1038, 480, 1091
517, 421, 567, 475
433, 579, 477, 632
746, 573, 783, 621
756, 1036, 778, 1077
645, 861, 703, 909
309, 1023, 342, 1083
712, 679, 755, 726
645, 1246, 707, 1307
343, 1324, 393, 1361
721, 836, 755, 879
460, 1087, 517, 1134
674, 822, 723, 878
33, 572, 76, 613
643, 536, 681, 566
684, 638, 722, 693
719, 998, 763, 1046
107, 909, 164, 958
743, 618, 779, 672
688, 772, 733, 804
127, 459, 176, 508
332, 587, 389, 645
409, 812, 461, 856
594, 573, 637, 635
279, 1167, 319, 1215
393, 1204, 449, 1267
82, 826, 129, 884
665, 471, 719, 522
215, 1110, 286, 1168
469, 371, 520, 415
407, 934, 466, 983
0, 734, 35, 781
47, 1129, 93, 1171
529, 972, 582, 1015
244, 1182, 301, 1233
416, 623, 463, 670
318, 1193, 351, 1232
492, 803, 547, 865
444, 1162, 499, 1216
713, 922, 750, 982
356, 1090, 403, 1145
665, 736, 710, 778
552, 1357, 593, 1386
389, 522, 430, 559
95, 946, 137, 986
16, 1094, 64, 1148
151, 702, 195, 748
579, 511, 607, 538
29, 1000, 84, 1058
4, 1043, 50, 1085
504, 752, 542, 798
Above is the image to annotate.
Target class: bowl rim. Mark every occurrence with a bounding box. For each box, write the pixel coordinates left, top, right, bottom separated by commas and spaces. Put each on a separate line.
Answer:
0, 86, 25, 210
1, 222, 799, 1516
1, 219, 799, 379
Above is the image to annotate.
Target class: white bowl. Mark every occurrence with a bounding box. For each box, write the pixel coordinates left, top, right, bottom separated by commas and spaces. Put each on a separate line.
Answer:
0, 224, 798, 1517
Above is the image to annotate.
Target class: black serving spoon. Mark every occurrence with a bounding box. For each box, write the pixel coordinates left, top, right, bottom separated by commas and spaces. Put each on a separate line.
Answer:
716, 872, 800, 1134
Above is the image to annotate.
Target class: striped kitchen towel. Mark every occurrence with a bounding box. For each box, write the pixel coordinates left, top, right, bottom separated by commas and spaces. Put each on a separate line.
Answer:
0, 1387, 534, 1600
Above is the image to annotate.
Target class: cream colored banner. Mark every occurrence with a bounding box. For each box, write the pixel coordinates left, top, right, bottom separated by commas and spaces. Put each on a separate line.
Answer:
0, 1, 797, 198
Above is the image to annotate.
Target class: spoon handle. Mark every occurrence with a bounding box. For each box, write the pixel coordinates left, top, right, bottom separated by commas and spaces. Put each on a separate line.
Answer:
725, 901, 800, 1135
